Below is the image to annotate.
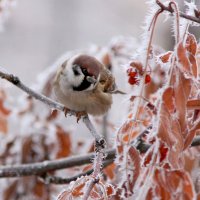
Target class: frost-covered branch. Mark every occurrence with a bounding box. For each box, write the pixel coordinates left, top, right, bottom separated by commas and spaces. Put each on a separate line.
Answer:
41, 159, 113, 184
0, 70, 105, 146
0, 149, 115, 178
0, 69, 106, 194
156, 0, 200, 24
0, 136, 200, 180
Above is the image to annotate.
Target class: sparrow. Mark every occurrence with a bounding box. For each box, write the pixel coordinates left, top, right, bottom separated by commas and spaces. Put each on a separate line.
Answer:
53, 54, 123, 119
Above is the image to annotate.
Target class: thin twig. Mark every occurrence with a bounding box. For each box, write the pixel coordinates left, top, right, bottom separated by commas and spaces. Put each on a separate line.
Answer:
0, 71, 72, 114
41, 159, 113, 184
156, 0, 200, 24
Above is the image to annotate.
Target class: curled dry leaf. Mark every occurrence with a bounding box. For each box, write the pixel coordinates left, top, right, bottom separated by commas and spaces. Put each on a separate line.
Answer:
185, 33, 197, 56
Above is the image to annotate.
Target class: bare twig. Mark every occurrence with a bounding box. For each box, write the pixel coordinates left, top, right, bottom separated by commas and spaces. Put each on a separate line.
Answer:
0, 71, 72, 114
156, 0, 200, 24
41, 159, 113, 184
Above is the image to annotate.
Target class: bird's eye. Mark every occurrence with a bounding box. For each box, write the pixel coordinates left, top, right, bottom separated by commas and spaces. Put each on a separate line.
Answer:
82, 68, 87, 74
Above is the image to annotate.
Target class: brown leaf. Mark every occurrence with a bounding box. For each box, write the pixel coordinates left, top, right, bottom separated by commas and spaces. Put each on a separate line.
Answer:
187, 99, 200, 110
184, 119, 200, 150
106, 184, 115, 197
0, 115, 8, 134
102, 53, 112, 69
33, 180, 47, 198
176, 42, 191, 72
157, 101, 184, 168
162, 87, 175, 113
174, 68, 191, 134
154, 169, 195, 200
104, 163, 116, 180
185, 33, 197, 56
56, 126, 71, 158
3, 181, 18, 200
72, 183, 85, 197
130, 61, 143, 75
159, 51, 172, 63
47, 109, 58, 121
188, 54, 198, 77
127, 146, 141, 193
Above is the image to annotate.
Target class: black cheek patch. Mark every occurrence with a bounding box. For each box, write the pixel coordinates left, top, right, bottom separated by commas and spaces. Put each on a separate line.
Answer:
73, 77, 92, 91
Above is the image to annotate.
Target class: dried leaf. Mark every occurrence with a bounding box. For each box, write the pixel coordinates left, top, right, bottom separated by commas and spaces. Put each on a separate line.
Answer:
154, 169, 195, 200
162, 87, 175, 113
106, 184, 115, 197
3, 181, 18, 200
104, 163, 116, 180
176, 42, 191, 72
187, 99, 200, 110
130, 61, 143, 75
185, 33, 197, 55
56, 126, 71, 158
174, 68, 191, 133
128, 146, 141, 187
72, 183, 85, 197
184, 119, 200, 150
159, 51, 172, 63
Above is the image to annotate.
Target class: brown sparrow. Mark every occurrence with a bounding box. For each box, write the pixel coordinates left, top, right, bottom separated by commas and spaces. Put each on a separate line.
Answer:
53, 54, 122, 118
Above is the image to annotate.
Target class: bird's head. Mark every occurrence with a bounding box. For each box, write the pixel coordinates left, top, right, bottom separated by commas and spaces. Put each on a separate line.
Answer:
62, 54, 102, 91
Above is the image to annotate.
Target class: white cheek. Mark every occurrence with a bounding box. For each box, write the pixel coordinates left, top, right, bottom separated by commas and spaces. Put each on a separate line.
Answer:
60, 61, 84, 89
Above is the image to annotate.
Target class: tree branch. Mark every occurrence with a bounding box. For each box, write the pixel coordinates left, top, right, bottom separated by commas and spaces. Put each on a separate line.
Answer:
0, 136, 200, 180
156, 0, 200, 24
40, 159, 113, 184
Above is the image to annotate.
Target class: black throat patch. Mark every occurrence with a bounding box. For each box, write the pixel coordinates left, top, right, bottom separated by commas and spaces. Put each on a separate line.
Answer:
73, 77, 92, 91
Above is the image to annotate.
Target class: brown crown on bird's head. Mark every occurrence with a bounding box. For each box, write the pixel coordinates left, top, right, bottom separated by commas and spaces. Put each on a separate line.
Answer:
72, 55, 102, 79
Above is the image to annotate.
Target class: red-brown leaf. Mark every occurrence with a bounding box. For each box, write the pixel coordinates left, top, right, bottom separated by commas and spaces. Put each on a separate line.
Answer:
56, 126, 71, 158
187, 99, 200, 110
72, 183, 85, 197
185, 33, 197, 55
176, 42, 191, 72
159, 51, 172, 63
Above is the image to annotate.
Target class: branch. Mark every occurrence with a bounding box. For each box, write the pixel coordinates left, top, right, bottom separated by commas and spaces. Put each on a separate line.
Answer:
40, 159, 113, 184
156, 0, 200, 24
1, 135, 200, 179
0, 68, 107, 197
0, 148, 115, 178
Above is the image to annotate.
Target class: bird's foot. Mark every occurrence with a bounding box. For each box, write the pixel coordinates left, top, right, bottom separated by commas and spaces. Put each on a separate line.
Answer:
76, 111, 87, 123
63, 107, 70, 117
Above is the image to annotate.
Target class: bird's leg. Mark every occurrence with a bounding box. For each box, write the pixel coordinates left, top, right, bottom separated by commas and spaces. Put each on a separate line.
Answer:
63, 107, 70, 117
76, 111, 87, 123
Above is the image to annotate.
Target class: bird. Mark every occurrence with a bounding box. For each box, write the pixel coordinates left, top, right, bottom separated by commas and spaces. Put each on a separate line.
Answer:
53, 54, 124, 120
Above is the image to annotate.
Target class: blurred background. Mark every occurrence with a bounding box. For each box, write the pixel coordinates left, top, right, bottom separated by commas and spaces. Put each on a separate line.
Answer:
0, 0, 199, 84
0, 0, 166, 84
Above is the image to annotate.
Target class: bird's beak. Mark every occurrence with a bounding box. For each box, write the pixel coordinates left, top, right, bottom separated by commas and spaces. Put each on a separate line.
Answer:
86, 76, 97, 84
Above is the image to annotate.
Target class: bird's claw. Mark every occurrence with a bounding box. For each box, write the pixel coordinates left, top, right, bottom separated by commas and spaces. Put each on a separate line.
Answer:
76, 111, 87, 123
63, 107, 70, 117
